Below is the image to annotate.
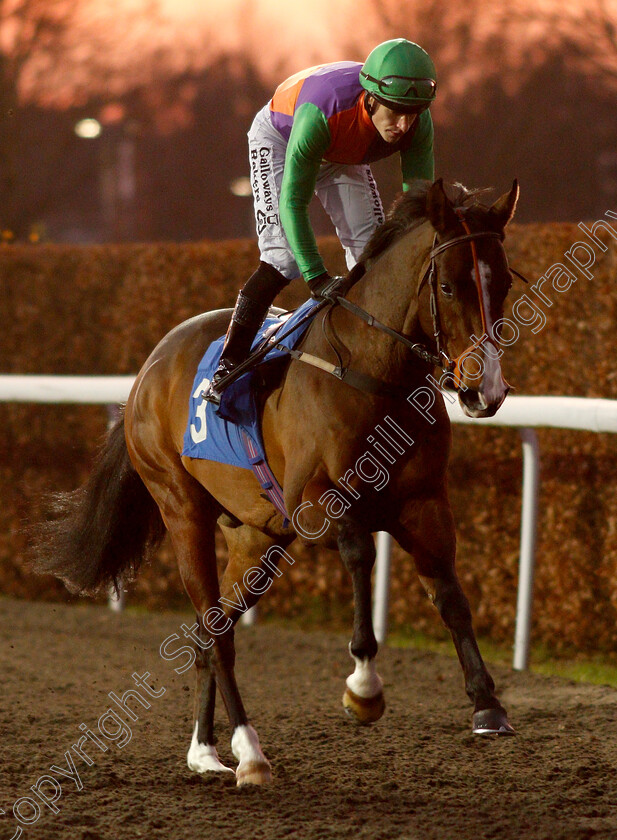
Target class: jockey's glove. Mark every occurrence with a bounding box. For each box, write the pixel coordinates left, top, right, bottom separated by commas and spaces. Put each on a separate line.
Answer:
307, 273, 346, 302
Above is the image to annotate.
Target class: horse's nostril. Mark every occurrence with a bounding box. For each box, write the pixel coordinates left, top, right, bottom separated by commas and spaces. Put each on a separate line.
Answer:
459, 387, 505, 419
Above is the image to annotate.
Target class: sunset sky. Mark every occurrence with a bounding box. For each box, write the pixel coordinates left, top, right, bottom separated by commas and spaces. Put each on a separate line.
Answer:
10, 0, 617, 107
2, 0, 615, 238
88, 0, 372, 80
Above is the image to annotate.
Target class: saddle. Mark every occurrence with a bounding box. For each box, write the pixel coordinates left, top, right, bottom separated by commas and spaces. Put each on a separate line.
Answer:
181, 298, 325, 523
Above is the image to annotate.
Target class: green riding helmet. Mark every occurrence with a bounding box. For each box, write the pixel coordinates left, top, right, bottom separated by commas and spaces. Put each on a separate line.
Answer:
360, 39, 437, 114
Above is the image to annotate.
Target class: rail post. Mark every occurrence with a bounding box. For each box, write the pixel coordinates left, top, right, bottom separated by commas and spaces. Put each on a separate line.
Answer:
513, 428, 540, 670
373, 531, 392, 644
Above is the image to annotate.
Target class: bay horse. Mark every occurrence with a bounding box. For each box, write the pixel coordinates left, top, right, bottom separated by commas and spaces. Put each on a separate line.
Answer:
33, 178, 520, 786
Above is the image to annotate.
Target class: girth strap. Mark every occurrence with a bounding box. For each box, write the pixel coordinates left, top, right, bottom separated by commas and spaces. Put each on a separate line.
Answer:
277, 345, 411, 400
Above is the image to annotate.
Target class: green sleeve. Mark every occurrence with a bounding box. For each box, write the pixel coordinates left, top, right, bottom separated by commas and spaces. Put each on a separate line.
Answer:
279, 102, 332, 281
401, 110, 435, 189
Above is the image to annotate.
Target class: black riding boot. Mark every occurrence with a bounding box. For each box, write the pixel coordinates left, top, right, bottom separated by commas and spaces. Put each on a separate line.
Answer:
205, 262, 290, 404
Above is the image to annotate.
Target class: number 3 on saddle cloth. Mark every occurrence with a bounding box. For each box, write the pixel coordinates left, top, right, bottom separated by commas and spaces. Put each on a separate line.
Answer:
182, 298, 323, 527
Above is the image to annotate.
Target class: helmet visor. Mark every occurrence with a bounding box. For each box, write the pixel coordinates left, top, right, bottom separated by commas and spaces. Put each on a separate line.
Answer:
361, 72, 437, 102
370, 94, 431, 115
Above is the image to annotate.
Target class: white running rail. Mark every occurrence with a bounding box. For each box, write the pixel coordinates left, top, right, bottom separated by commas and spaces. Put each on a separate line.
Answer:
1, 375, 616, 670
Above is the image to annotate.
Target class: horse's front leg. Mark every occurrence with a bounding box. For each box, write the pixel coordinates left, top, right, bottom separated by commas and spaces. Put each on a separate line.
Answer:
337, 519, 386, 725
393, 496, 515, 736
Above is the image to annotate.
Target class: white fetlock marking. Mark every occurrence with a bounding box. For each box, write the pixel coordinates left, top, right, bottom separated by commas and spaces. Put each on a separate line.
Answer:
187, 722, 234, 773
346, 646, 383, 698
231, 724, 268, 769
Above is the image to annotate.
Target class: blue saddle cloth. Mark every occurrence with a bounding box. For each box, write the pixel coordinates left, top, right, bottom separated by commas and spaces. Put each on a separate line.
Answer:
181, 298, 322, 520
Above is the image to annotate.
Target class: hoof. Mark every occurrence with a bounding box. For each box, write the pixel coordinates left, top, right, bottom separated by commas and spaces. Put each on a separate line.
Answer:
342, 687, 386, 725
188, 756, 235, 775
236, 760, 272, 787
187, 730, 235, 775
472, 708, 516, 736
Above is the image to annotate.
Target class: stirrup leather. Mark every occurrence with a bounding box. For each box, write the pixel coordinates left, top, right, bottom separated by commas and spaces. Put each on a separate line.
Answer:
203, 359, 236, 404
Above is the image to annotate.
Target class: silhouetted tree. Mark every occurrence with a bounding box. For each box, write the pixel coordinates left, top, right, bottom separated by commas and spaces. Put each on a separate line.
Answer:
0, 0, 80, 235
0, 0, 202, 238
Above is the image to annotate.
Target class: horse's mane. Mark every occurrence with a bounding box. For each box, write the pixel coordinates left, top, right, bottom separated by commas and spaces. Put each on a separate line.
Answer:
358, 179, 493, 265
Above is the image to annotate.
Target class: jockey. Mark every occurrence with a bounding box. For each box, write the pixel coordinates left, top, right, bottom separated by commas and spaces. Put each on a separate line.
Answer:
205, 38, 437, 404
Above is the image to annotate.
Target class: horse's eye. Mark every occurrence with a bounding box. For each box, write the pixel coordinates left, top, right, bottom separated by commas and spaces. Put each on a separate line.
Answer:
440, 282, 454, 298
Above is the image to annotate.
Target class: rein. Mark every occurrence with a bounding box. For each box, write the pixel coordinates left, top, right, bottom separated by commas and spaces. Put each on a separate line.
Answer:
276, 225, 509, 399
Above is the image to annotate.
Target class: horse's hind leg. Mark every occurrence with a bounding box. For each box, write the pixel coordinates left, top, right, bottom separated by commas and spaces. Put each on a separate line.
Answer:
143, 467, 271, 785
337, 519, 386, 725
217, 519, 296, 781
218, 517, 295, 619
161, 499, 235, 777
186, 616, 234, 776
394, 496, 515, 736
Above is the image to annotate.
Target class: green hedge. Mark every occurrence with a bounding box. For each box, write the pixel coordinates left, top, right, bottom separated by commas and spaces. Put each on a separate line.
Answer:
1, 222, 616, 653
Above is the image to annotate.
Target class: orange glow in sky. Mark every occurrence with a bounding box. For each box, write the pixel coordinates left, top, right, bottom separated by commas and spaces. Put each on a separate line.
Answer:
88, 0, 617, 84
154, 0, 367, 73
14, 0, 617, 106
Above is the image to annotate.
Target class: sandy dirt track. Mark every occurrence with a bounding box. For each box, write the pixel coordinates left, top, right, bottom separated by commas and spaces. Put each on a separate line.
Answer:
1, 597, 617, 840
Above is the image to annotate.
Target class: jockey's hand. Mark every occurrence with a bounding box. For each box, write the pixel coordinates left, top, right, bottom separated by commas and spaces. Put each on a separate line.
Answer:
307, 273, 345, 302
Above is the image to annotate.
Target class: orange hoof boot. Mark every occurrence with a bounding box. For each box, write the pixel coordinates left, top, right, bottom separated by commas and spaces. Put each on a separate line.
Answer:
342, 686, 386, 725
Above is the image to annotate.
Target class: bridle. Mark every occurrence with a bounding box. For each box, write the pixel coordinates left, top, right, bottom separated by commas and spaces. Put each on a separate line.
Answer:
421, 214, 505, 386
234, 219, 520, 401
335, 218, 506, 383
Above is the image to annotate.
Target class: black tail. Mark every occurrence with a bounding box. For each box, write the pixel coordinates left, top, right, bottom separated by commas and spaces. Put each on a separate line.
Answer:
30, 413, 166, 595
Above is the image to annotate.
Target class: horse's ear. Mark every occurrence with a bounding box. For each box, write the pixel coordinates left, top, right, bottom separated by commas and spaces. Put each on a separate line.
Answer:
426, 178, 459, 234
490, 179, 519, 229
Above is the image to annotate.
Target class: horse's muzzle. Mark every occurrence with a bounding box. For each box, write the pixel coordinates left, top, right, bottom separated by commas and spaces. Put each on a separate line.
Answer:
459, 384, 509, 418
457, 344, 509, 419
